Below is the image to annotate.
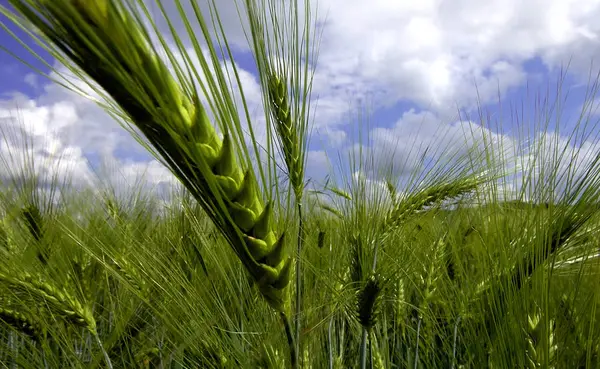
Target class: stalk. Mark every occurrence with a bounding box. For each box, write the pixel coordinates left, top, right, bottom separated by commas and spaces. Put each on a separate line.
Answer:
295, 202, 304, 362
328, 316, 334, 369
359, 329, 369, 369
94, 332, 113, 369
9, 331, 16, 369
281, 311, 298, 369
451, 316, 462, 369
414, 317, 422, 369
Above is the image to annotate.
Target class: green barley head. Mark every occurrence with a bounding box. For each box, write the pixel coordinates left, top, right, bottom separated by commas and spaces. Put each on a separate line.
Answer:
5, 0, 298, 312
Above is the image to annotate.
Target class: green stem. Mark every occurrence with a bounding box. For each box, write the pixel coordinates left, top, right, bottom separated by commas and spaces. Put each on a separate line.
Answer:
359, 328, 369, 369
295, 202, 304, 364
9, 331, 16, 369
451, 316, 462, 369
281, 312, 298, 369
328, 316, 334, 369
94, 331, 113, 369
414, 318, 422, 369
370, 335, 374, 369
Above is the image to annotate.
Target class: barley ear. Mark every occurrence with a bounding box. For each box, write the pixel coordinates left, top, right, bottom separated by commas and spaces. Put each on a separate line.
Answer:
267, 73, 303, 198
6, 0, 292, 312
357, 274, 383, 331
20, 203, 51, 264
0, 272, 96, 333
357, 273, 383, 369
21, 203, 43, 242
524, 310, 557, 369
385, 175, 486, 232
0, 307, 46, 342
317, 230, 326, 249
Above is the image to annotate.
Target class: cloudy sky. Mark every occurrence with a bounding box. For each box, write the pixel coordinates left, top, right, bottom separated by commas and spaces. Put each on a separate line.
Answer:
1, 0, 600, 202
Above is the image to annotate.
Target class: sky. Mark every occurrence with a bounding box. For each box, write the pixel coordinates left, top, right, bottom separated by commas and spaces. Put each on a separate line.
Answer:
2, 0, 600, 203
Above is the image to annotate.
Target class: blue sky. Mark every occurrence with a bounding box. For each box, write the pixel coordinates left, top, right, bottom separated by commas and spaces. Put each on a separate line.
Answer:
1, 0, 600, 201
0, 1, 51, 95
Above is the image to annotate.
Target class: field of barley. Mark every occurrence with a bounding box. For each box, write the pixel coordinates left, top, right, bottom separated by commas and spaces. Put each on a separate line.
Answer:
0, 0, 599, 368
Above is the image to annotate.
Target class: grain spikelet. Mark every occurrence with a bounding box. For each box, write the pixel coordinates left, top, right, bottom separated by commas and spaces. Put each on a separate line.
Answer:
357, 274, 383, 331
10, 0, 292, 312
267, 73, 303, 198
0, 306, 45, 342
385, 175, 486, 231
0, 271, 96, 333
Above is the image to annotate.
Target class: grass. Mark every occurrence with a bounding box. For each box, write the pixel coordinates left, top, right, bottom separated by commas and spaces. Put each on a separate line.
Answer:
0, 0, 599, 368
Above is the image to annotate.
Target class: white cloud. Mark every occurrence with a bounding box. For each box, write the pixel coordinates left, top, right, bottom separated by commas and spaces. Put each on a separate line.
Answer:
304, 150, 331, 184
0, 89, 177, 197
0, 99, 94, 188
3, 0, 600, 202
306, 0, 600, 129
137, 0, 600, 174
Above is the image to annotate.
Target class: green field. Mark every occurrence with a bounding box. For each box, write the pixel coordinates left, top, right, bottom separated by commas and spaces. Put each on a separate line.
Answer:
0, 0, 599, 368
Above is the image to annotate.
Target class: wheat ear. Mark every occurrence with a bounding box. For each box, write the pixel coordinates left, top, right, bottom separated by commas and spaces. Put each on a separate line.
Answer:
10, 0, 292, 312
0, 271, 96, 332
0, 306, 46, 342
524, 309, 557, 369
384, 175, 487, 232
357, 273, 383, 369
20, 203, 52, 264
267, 74, 303, 198
267, 70, 307, 362
0, 271, 114, 367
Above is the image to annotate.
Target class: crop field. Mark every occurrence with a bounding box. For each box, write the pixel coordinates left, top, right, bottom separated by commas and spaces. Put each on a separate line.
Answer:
0, 0, 599, 368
